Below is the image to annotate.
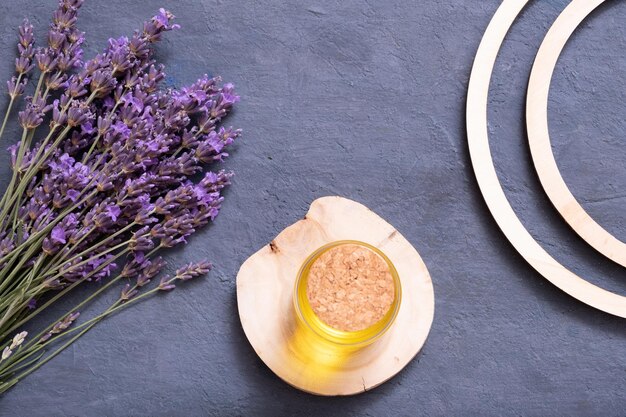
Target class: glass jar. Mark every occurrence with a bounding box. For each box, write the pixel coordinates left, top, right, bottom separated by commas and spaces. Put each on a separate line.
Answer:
293, 240, 402, 354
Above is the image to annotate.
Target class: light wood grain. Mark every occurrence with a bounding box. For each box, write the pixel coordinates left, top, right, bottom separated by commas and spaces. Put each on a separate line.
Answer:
236, 196, 434, 395
525, 0, 624, 265
467, 0, 626, 317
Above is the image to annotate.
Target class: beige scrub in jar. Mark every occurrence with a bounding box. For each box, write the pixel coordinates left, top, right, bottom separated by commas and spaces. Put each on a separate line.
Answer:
294, 240, 401, 350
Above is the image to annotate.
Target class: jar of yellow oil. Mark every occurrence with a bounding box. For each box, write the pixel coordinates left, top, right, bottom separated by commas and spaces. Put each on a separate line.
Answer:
292, 240, 402, 366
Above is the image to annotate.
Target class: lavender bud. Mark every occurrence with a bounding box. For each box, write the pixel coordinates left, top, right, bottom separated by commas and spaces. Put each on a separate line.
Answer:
137, 256, 165, 287
40, 312, 80, 343
109, 37, 131, 75
120, 283, 138, 301
45, 72, 67, 90
220, 83, 240, 106
9, 331, 28, 350
0, 236, 15, 257
7, 76, 27, 99
52, 99, 68, 125
52, 9, 77, 31
43, 277, 62, 288
18, 19, 35, 50
196, 128, 240, 163
142, 9, 180, 44
66, 75, 88, 98
90, 69, 117, 98
175, 260, 212, 281
135, 204, 157, 225
66, 104, 91, 127
129, 226, 154, 252
121, 252, 148, 278
15, 57, 33, 74
36, 48, 58, 73
50, 225, 67, 244
57, 51, 80, 72
2, 347, 12, 361
96, 115, 112, 135
18, 106, 43, 130
48, 30, 66, 51
158, 276, 176, 291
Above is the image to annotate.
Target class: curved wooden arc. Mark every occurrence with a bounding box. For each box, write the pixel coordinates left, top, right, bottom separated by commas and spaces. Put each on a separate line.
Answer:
525, 0, 625, 266
466, 0, 626, 317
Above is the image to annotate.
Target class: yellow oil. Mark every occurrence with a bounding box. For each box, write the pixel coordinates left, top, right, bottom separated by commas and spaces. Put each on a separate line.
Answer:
292, 240, 402, 358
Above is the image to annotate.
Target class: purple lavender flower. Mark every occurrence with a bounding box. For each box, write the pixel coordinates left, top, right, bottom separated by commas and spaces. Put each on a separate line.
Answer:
0, 236, 15, 257
136, 256, 165, 287
15, 57, 33, 76
39, 312, 80, 343
157, 276, 176, 291
43, 213, 78, 254
18, 19, 35, 55
41, 0, 84, 77
175, 260, 212, 281
66, 103, 92, 127
65, 75, 88, 98
35, 49, 58, 74
196, 127, 241, 163
120, 283, 138, 301
51, 8, 78, 31
48, 31, 66, 51
45, 72, 67, 91
50, 225, 67, 245
143, 8, 180, 43
10, 19, 36, 89
90, 70, 117, 97
7, 77, 27, 99
109, 37, 132, 76
158, 260, 211, 291
120, 252, 149, 278
18, 105, 44, 130
128, 227, 155, 252
83, 200, 123, 231
134, 202, 157, 225
0, 6, 240, 386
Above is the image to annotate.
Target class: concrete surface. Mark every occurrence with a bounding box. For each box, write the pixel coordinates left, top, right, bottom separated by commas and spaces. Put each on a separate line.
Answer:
1, 0, 626, 415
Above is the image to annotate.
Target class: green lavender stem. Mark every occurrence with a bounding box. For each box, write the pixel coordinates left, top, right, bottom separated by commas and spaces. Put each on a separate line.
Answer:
0, 73, 24, 142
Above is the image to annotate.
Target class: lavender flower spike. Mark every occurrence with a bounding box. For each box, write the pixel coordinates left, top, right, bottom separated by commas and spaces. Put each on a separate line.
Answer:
9, 331, 27, 349
15, 20, 35, 76
1, 331, 28, 362
39, 312, 80, 343
120, 283, 138, 301
176, 260, 213, 281
0, 4, 240, 392
7, 19, 35, 99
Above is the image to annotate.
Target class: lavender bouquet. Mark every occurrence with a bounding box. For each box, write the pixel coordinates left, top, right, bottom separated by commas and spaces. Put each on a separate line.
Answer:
0, 0, 240, 392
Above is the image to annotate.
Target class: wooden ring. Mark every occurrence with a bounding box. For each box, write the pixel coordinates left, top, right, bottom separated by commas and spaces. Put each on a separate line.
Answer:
467, 0, 626, 317
525, 0, 625, 266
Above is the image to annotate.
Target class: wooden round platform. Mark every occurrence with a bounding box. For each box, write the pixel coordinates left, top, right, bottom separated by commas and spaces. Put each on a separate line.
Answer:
236, 196, 435, 395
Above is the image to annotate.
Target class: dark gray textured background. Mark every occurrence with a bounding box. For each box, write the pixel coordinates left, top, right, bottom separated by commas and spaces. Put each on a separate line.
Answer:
0, 0, 625, 415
